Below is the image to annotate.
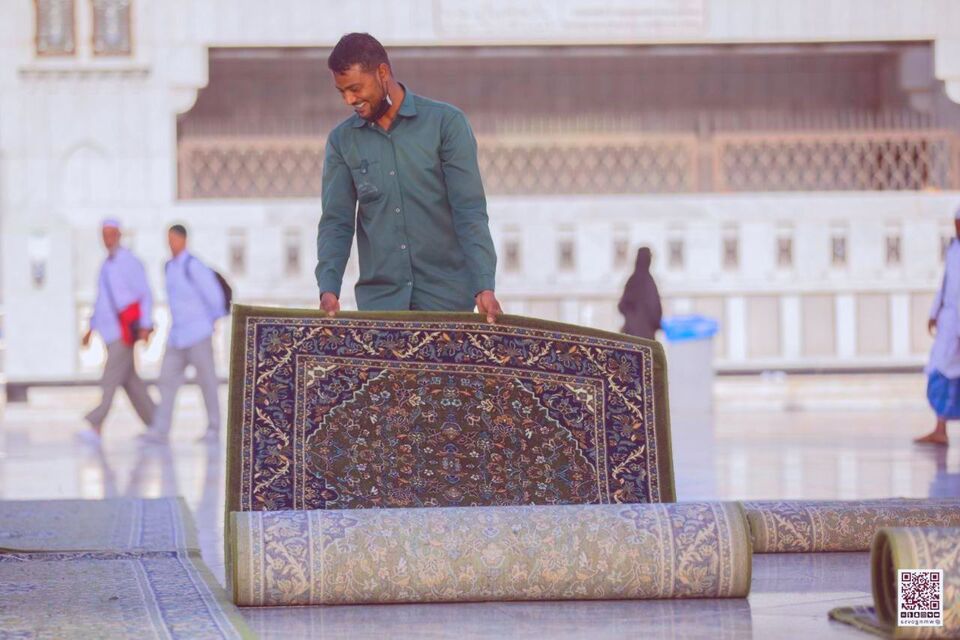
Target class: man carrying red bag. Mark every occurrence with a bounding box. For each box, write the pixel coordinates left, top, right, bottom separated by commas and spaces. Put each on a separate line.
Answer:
80, 218, 156, 445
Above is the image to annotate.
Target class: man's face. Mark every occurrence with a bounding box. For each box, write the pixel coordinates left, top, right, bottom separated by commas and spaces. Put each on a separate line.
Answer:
954, 218, 960, 239
333, 63, 388, 122
168, 231, 186, 255
102, 227, 120, 251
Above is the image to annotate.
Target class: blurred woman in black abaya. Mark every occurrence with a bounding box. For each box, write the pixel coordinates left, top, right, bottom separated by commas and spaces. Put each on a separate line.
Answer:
618, 247, 662, 341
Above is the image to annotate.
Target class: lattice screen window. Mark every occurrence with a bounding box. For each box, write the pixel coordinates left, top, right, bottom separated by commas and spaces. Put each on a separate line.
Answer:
668, 238, 684, 270
34, 0, 75, 56
715, 132, 959, 192
177, 130, 959, 200
284, 229, 301, 277
478, 135, 698, 196
92, 0, 132, 55
178, 141, 325, 199
229, 230, 247, 276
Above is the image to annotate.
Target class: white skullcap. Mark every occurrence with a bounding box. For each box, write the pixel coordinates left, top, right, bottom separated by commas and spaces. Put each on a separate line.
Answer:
101, 218, 121, 229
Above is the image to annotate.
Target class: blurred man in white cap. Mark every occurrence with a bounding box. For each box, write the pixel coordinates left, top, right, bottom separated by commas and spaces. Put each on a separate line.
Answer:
918, 205, 960, 447
81, 218, 156, 445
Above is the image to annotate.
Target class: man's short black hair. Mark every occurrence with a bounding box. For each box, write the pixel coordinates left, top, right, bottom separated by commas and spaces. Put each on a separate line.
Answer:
327, 33, 390, 74
169, 224, 188, 238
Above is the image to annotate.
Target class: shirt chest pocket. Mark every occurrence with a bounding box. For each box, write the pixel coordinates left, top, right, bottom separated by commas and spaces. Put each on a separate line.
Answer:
350, 159, 384, 205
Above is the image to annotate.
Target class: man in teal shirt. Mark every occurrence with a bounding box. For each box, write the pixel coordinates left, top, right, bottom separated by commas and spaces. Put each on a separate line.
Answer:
317, 33, 502, 322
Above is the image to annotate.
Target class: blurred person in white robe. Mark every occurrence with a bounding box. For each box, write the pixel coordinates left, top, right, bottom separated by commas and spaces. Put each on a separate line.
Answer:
918, 205, 960, 446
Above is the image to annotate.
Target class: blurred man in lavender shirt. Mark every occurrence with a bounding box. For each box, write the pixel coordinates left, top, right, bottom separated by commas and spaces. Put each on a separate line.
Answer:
140, 224, 227, 444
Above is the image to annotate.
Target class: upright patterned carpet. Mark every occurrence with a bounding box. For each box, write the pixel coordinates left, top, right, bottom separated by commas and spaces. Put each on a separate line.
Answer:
830, 527, 960, 638
743, 499, 960, 553
226, 306, 674, 515
0, 498, 253, 639
229, 502, 751, 606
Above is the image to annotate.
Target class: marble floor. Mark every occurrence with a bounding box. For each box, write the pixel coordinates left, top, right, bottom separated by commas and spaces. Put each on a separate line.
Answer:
1, 375, 958, 639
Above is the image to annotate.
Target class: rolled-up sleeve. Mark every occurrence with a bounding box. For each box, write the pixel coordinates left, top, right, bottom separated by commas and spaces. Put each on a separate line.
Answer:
440, 111, 497, 295
316, 134, 357, 298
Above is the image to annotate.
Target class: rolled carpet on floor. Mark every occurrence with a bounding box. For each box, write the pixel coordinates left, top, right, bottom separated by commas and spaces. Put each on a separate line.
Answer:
743, 499, 960, 553
229, 501, 751, 606
830, 527, 960, 638
226, 306, 674, 515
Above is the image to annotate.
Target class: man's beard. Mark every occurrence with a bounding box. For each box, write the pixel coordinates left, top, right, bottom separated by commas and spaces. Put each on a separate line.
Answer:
361, 83, 393, 122
361, 96, 390, 122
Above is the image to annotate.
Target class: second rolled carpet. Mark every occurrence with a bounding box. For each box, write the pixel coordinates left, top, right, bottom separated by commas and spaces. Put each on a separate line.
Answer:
744, 499, 960, 553
230, 501, 752, 606
830, 526, 960, 638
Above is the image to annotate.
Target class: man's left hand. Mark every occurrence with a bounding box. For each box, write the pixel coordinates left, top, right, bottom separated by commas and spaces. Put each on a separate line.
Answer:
137, 328, 153, 343
475, 290, 503, 324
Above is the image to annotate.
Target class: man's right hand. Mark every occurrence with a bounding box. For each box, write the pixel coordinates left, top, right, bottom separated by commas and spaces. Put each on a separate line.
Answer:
929, 318, 938, 336
320, 292, 340, 317
81, 329, 92, 348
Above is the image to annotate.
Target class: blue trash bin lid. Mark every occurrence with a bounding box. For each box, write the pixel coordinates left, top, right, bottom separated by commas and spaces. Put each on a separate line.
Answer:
661, 314, 719, 342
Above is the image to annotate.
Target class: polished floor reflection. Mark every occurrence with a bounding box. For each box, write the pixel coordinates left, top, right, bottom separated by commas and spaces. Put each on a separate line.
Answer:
0, 375, 957, 639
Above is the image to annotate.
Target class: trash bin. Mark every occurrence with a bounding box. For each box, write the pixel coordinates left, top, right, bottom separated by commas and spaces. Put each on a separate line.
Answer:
661, 314, 719, 500
662, 314, 719, 416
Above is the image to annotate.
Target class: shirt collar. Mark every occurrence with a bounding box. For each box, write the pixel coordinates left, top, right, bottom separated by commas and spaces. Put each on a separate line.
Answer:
172, 250, 191, 265
396, 84, 417, 117
350, 84, 417, 128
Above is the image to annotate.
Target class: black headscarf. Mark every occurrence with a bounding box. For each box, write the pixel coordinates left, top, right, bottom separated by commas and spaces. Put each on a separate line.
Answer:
618, 247, 662, 340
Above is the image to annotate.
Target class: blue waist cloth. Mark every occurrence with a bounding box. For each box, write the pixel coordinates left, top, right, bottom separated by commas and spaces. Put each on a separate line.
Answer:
927, 370, 960, 419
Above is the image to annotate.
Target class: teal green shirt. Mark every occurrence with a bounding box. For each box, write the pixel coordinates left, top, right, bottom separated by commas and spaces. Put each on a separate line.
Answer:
316, 88, 497, 311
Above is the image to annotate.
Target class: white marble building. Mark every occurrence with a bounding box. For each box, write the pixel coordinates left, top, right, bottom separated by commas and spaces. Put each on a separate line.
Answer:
2, 0, 960, 393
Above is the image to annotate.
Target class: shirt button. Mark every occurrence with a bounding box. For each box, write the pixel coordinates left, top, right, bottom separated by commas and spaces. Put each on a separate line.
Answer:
389, 170, 396, 176
406, 280, 412, 286
395, 207, 401, 213
400, 244, 407, 250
